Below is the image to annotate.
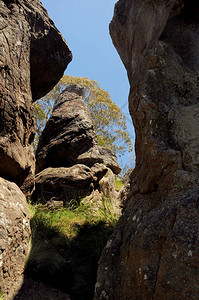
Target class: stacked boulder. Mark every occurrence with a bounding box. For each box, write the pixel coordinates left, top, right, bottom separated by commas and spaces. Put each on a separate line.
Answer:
34, 85, 121, 207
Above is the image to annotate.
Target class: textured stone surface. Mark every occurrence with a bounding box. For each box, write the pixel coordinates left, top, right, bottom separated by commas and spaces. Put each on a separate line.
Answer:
96, 189, 199, 300
91, 163, 108, 183
33, 163, 111, 204
32, 165, 94, 204
77, 146, 121, 175
28, 1, 72, 101
35, 85, 121, 208
97, 146, 121, 175
0, 0, 71, 193
95, 0, 199, 299
0, 177, 30, 299
99, 168, 117, 203
82, 168, 122, 218
99, 168, 122, 216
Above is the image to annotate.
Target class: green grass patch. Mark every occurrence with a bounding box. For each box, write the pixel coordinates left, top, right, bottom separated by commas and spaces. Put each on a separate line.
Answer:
26, 199, 119, 300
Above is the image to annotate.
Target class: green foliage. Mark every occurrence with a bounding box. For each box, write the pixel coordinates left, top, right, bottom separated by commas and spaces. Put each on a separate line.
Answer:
28, 199, 117, 246
33, 75, 133, 156
0, 292, 5, 300
33, 96, 54, 150
114, 176, 124, 191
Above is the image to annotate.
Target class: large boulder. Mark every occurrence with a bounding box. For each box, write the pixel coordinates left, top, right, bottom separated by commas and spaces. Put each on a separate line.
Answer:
0, 0, 71, 194
95, 0, 199, 299
0, 177, 30, 299
32, 165, 96, 204
77, 146, 121, 175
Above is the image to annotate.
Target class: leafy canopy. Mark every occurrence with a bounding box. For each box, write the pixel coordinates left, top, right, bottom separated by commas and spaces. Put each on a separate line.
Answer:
34, 75, 133, 156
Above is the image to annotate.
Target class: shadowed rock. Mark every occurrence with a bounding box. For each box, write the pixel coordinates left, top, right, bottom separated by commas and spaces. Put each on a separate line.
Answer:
14, 276, 71, 300
95, 0, 199, 299
0, 0, 72, 194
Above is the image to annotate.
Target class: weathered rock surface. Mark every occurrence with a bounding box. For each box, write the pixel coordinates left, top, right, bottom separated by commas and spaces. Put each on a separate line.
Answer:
98, 168, 122, 216
36, 85, 121, 175
97, 146, 121, 175
0, 0, 71, 193
82, 168, 122, 218
33, 163, 109, 204
91, 163, 108, 182
77, 146, 121, 175
32, 165, 95, 203
95, 0, 199, 299
99, 169, 118, 204
0, 177, 30, 299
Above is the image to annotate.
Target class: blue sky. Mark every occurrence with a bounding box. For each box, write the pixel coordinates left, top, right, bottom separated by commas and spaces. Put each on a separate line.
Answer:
41, 0, 135, 168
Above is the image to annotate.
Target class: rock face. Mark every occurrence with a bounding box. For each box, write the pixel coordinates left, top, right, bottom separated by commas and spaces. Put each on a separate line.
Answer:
99, 168, 122, 215
0, 177, 30, 299
0, 0, 72, 194
95, 1, 199, 299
